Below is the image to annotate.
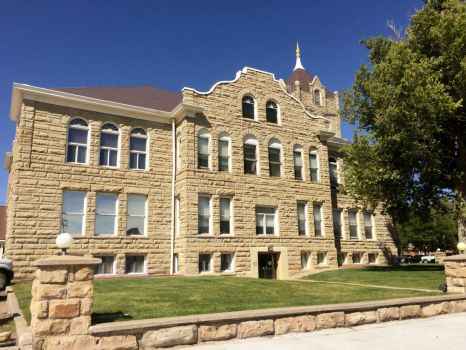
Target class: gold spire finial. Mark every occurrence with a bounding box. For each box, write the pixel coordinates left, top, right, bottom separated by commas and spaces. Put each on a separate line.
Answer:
296, 42, 300, 58
294, 42, 304, 71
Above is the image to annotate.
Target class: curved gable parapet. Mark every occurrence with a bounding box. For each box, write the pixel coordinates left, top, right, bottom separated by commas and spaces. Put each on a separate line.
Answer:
182, 67, 331, 123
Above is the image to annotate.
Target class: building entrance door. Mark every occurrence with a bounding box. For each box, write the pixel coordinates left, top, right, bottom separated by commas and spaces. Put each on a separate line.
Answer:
258, 253, 278, 279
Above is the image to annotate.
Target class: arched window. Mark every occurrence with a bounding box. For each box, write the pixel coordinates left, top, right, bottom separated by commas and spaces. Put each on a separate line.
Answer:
329, 157, 338, 187
129, 128, 147, 170
218, 132, 231, 172
309, 148, 319, 182
242, 95, 255, 119
268, 139, 282, 178
266, 100, 278, 124
243, 135, 258, 175
99, 123, 119, 167
293, 145, 304, 180
198, 129, 210, 169
67, 118, 89, 164
314, 89, 322, 106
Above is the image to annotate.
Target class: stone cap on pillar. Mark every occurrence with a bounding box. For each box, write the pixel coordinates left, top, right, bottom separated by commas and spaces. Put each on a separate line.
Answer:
444, 254, 466, 262
33, 255, 102, 268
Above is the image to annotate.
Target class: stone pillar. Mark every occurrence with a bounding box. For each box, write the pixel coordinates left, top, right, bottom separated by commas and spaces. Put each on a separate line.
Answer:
444, 255, 466, 293
30, 255, 101, 350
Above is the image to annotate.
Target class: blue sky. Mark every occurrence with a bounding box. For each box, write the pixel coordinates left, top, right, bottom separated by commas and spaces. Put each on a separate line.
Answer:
0, 0, 424, 204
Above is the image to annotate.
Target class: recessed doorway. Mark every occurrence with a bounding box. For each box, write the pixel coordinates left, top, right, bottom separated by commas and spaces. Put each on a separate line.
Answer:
258, 253, 279, 279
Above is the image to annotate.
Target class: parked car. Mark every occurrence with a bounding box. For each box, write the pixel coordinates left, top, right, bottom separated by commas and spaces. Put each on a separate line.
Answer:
421, 255, 436, 263
0, 259, 14, 291
399, 255, 422, 263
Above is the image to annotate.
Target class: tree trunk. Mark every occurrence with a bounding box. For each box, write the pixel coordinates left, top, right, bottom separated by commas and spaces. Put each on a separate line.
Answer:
455, 186, 466, 244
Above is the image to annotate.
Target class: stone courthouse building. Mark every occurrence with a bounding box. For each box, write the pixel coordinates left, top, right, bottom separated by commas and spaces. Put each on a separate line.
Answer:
4, 46, 396, 280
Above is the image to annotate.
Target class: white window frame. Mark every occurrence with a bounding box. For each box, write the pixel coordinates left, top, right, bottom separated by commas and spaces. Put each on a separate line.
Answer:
94, 255, 116, 276
197, 129, 211, 170
198, 195, 212, 235
293, 145, 304, 180
175, 197, 181, 236
95, 193, 118, 236
317, 252, 327, 265
314, 89, 322, 106
218, 132, 231, 173
244, 135, 259, 176
61, 191, 86, 236
176, 134, 182, 172
198, 253, 212, 273
297, 202, 308, 236
364, 212, 374, 240
125, 255, 146, 274
333, 209, 343, 239
242, 95, 257, 120
255, 206, 278, 236
219, 197, 233, 235
126, 194, 147, 236
329, 157, 339, 186
220, 253, 235, 272
313, 203, 324, 237
66, 118, 89, 164
348, 210, 359, 239
265, 100, 280, 124
301, 252, 310, 269
268, 140, 282, 178
309, 148, 319, 182
129, 128, 148, 170
99, 122, 120, 168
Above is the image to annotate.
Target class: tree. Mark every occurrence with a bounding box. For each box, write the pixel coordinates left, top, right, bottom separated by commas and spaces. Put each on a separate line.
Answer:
341, 0, 466, 242
396, 201, 458, 253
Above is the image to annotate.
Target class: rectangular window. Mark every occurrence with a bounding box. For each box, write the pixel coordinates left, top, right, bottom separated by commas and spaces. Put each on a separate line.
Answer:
244, 144, 257, 175
175, 197, 180, 236
348, 210, 359, 239
198, 196, 211, 234
99, 130, 119, 167
125, 255, 145, 274
333, 209, 343, 238
368, 253, 377, 264
220, 197, 232, 235
256, 207, 277, 235
352, 253, 361, 264
198, 137, 209, 169
268, 147, 281, 177
301, 252, 310, 269
317, 252, 326, 265
126, 195, 147, 235
220, 253, 234, 272
94, 256, 115, 275
95, 193, 117, 235
61, 191, 86, 235
67, 125, 88, 164
129, 131, 147, 170
218, 139, 230, 172
294, 150, 303, 180
176, 137, 182, 171
337, 252, 347, 266
297, 202, 307, 236
199, 254, 212, 273
310, 152, 319, 182
364, 212, 373, 239
173, 253, 179, 274
313, 204, 323, 237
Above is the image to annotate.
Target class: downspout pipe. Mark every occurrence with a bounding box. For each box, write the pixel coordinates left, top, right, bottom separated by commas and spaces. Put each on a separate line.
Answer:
169, 117, 176, 275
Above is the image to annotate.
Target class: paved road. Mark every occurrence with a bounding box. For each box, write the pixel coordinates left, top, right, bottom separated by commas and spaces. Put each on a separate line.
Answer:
186, 313, 466, 350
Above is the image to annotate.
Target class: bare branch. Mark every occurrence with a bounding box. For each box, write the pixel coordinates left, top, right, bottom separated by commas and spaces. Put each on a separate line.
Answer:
387, 20, 404, 41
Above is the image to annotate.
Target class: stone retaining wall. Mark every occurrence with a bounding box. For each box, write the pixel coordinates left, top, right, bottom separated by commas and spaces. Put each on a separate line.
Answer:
90, 294, 466, 349
444, 255, 466, 293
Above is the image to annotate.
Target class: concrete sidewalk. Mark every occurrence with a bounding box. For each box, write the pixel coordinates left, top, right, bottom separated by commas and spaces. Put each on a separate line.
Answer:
185, 313, 466, 350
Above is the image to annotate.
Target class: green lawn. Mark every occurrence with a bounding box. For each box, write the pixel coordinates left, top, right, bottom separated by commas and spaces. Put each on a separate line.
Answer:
13, 275, 440, 325
304, 264, 446, 290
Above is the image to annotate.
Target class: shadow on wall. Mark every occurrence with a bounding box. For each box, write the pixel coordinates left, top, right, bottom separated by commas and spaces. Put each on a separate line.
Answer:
379, 223, 399, 265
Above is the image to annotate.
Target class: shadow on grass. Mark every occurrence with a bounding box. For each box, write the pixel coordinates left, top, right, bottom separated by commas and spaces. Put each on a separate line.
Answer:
91, 311, 133, 325
357, 264, 444, 273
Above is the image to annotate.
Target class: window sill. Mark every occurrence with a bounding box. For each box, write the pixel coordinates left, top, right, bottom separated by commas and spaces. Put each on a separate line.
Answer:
219, 234, 235, 238
198, 234, 214, 238
256, 234, 279, 238
125, 235, 149, 239
92, 235, 118, 238
66, 161, 88, 167
99, 165, 119, 169
220, 271, 236, 275
124, 272, 148, 276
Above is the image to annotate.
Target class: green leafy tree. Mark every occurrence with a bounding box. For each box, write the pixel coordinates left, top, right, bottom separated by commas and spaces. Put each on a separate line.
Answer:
396, 201, 458, 253
342, 0, 466, 242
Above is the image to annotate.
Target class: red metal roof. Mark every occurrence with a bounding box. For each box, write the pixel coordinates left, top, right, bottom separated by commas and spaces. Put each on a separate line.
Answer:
0, 206, 6, 241
286, 68, 334, 98
52, 85, 182, 112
